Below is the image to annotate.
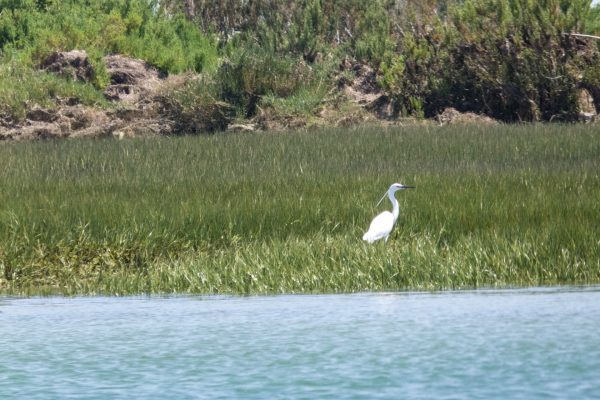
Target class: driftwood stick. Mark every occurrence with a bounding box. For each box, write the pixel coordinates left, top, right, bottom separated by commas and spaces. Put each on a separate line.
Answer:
562, 32, 600, 40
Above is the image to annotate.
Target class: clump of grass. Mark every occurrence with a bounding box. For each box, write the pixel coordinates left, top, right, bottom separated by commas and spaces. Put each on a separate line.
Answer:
257, 54, 336, 120
261, 85, 326, 118
0, 60, 110, 120
1, 124, 599, 295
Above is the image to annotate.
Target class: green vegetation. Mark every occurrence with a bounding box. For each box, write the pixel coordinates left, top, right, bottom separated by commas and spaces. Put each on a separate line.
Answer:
0, 0, 218, 74
587, 3, 600, 34
1, 1, 599, 294
1, 0, 599, 127
1, 125, 599, 295
0, 0, 218, 121
0, 60, 110, 120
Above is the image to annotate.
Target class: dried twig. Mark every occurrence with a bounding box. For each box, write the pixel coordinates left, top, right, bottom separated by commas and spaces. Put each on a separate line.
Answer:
562, 32, 600, 41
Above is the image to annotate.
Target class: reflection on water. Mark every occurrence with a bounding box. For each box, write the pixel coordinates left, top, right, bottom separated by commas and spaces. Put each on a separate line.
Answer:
2, 287, 600, 399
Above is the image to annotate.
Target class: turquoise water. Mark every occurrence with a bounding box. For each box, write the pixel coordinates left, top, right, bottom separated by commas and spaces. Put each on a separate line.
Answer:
2, 287, 600, 399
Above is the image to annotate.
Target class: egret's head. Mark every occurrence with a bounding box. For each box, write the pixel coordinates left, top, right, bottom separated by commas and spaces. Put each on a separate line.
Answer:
376, 182, 415, 206
390, 183, 415, 192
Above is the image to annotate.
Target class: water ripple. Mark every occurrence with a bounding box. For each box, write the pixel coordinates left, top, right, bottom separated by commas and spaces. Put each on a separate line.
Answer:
2, 288, 600, 399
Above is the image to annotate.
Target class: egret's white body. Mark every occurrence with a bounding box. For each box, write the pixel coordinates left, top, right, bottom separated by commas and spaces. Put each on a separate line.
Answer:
363, 183, 414, 243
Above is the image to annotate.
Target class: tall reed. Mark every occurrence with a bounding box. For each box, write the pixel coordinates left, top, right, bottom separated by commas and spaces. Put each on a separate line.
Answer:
1, 124, 599, 294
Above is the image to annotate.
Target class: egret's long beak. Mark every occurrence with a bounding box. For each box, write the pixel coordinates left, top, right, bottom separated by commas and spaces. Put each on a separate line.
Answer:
403, 185, 416, 189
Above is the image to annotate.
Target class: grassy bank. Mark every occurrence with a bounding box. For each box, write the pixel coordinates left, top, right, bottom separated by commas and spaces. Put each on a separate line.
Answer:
1, 124, 599, 295
1, 0, 599, 129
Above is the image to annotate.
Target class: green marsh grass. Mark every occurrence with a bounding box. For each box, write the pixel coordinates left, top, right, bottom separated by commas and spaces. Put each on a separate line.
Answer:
1, 125, 599, 295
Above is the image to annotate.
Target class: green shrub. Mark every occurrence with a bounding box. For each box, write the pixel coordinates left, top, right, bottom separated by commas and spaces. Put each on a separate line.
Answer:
289, 0, 327, 62
0, 0, 218, 74
353, 1, 395, 66
376, 0, 598, 120
216, 46, 313, 117
442, 0, 592, 121
157, 77, 235, 133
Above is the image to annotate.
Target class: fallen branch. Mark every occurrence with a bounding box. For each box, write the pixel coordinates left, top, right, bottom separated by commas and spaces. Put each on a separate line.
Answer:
562, 32, 600, 40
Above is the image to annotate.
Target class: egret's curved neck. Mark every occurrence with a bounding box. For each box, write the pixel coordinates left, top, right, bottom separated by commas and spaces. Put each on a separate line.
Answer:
389, 191, 400, 221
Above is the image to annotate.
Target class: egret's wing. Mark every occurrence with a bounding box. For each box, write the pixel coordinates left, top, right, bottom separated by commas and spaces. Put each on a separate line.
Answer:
362, 211, 395, 243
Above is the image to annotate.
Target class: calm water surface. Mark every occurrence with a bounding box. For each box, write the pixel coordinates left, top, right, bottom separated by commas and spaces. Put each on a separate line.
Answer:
1, 287, 600, 399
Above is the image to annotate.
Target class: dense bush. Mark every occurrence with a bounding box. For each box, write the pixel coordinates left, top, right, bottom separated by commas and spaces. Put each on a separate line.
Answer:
439, 0, 594, 121
378, 0, 600, 120
216, 46, 316, 117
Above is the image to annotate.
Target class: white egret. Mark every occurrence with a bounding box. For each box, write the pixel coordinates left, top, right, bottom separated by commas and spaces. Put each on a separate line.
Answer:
362, 183, 415, 243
